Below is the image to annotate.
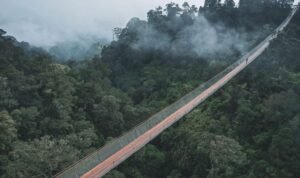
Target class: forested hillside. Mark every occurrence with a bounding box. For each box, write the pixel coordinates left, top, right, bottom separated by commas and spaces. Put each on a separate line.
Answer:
0, 0, 298, 177
0, 28, 145, 177
105, 2, 300, 178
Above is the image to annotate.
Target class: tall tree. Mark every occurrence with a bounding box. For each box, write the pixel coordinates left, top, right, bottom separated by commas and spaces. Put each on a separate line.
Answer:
239, 0, 262, 10
0, 111, 16, 154
224, 0, 235, 8
0, 77, 17, 111
11, 107, 40, 140
165, 3, 182, 18
204, 0, 221, 9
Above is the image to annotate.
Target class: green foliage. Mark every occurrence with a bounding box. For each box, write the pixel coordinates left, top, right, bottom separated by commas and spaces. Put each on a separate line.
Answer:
0, 2, 299, 178
0, 111, 16, 175
204, 0, 222, 9
207, 135, 246, 178
0, 24, 138, 177
92, 95, 125, 137
3, 136, 79, 178
224, 0, 235, 8
0, 77, 17, 110
133, 145, 166, 177
11, 107, 40, 140
0, 111, 16, 154
105, 170, 126, 178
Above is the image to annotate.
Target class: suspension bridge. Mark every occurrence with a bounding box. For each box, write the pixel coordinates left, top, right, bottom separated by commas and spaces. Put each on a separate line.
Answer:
55, 6, 299, 178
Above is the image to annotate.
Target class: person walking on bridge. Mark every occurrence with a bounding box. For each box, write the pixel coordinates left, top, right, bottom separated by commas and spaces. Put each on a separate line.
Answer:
246, 57, 249, 64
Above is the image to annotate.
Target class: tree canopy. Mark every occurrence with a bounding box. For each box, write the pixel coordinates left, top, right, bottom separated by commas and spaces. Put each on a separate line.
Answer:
0, 1, 299, 177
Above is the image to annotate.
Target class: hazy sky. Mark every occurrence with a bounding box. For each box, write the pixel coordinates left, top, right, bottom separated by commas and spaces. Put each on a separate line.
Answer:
0, 0, 206, 47
0, 0, 298, 47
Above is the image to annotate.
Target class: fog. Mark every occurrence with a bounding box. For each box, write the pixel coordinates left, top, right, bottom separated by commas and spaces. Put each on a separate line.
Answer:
1, 0, 298, 48
130, 14, 272, 59
0, 0, 206, 47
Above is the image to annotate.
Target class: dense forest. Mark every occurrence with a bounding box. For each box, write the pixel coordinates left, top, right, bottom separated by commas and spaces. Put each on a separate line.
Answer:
0, 0, 299, 177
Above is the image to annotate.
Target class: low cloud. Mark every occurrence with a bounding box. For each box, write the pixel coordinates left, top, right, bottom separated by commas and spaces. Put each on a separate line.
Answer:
0, 0, 204, 47
131, 15, 270, 59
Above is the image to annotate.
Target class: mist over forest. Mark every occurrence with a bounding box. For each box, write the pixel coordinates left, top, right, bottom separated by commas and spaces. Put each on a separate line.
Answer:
1, 0, 300, 178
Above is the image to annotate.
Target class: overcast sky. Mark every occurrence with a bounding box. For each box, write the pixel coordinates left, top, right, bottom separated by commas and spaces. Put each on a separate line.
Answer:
0, 0, 298, 47
0, 0, 205, 47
